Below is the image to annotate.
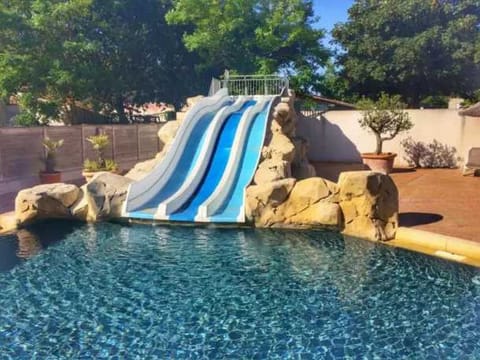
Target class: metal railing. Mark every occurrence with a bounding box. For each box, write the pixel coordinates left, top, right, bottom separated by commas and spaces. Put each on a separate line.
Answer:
209, 74, 289, 97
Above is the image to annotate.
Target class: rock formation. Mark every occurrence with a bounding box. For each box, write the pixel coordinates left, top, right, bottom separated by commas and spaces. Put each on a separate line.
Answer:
15, 183, 80, 225
338, 171, 398, 241
73, 172, 133, 222
15, 173, 132, 226
246, 177, 341, 229
253, 91, 315, 185
245, 91, 398, 240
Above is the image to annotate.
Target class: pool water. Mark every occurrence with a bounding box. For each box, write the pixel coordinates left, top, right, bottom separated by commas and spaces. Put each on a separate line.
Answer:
0, 222, 479, 358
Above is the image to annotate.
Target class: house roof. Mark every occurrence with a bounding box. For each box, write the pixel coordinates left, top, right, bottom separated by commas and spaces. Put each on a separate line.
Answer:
299, 93, 356, 109
459, 101, 480, 117
126, 102, 174, 116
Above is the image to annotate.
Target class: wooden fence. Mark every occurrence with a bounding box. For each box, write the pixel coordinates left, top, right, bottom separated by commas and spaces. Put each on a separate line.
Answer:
0, 124, 163, 194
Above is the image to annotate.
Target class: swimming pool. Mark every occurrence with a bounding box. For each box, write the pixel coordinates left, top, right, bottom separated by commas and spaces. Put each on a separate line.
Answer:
0, 221, 479, 358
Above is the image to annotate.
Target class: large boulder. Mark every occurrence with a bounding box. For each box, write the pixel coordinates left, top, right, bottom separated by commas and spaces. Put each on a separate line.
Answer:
15, 183, 80, 225
272, 97, 296, 137
338, 171, 398, 241
245, 178, 296, 224
157, 120, 181, 147
253, 158, 291, 184
287, 202, 341, 228
262, 133, 296, 162
0, 212, 17, 233
180, 95, 204, 112
271, 178, 340, 227
124, 158, 159, 181
247, 177, 341, 229
77, 172, 133, 222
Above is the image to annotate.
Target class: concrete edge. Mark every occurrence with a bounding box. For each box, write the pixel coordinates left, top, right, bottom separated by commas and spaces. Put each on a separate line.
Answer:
391, 227, 480, 267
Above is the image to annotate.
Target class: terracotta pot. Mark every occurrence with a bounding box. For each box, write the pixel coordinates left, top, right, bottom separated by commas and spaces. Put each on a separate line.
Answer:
39, 171, 62, 184
361, 153, 397, 174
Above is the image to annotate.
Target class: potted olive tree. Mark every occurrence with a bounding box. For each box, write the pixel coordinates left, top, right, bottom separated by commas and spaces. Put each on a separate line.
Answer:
358, 93, 413, 174
39, 137, 64, 183
83, 134, 118, 182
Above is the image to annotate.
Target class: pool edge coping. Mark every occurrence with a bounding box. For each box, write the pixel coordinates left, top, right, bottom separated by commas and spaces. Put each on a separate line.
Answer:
387, 227, 480, 268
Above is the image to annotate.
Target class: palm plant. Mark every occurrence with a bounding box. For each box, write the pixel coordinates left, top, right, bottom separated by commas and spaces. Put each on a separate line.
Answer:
84, 134, 118, 171
42, 138, 64, 173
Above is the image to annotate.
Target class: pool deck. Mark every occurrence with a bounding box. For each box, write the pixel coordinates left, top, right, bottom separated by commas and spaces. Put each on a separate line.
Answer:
313, 163, 480, 243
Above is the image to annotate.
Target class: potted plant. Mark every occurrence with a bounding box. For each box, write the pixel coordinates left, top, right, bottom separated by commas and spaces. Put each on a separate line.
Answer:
39, 137, 64, 183
82, 133, 119, 182
357, 93, 413, 174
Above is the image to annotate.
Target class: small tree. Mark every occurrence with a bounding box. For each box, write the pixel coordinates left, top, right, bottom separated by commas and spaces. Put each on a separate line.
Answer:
42, 138, 64, 173
357, 93, 413, 155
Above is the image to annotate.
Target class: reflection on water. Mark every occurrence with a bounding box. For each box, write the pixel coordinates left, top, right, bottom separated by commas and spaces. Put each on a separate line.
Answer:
16, 229, 42, 259
0, 220, 83, 272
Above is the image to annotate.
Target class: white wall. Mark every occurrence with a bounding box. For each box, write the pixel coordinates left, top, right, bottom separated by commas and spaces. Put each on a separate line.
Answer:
297, 109, 480, 167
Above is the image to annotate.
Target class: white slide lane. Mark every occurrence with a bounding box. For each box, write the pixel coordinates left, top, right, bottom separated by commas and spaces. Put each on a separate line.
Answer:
123, 89, 231, 214
195, 96, 272, 222
154, 96, 250, 218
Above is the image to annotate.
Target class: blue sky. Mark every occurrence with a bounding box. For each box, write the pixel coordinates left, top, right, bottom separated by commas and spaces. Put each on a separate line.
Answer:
312, 0, 354, 38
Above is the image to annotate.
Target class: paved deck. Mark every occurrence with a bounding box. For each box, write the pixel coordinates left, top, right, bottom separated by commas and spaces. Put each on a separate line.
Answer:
314, 163, 480, 243
390, 168, 480, 242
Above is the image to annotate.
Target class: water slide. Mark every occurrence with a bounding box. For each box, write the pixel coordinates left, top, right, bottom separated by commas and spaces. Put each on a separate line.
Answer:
196, 98, 273, 222
123, 89, 277, 223
124, 89, 232, 219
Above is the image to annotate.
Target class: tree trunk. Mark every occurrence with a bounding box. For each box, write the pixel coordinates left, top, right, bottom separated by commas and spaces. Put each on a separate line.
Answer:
375, 133, 383, 154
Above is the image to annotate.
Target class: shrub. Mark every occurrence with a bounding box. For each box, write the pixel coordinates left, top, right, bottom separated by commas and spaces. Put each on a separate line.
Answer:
419, 96, 448, 109
401, 137, 458, 168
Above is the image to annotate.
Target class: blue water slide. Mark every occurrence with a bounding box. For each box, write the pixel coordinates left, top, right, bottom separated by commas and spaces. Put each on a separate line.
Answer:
168, 100, 257, 222
123, 89, 231, 219
197, 97, 275, 223
155, 97, 251, 218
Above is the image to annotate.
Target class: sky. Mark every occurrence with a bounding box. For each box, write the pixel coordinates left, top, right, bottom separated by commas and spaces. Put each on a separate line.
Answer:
312, 0, 354, 44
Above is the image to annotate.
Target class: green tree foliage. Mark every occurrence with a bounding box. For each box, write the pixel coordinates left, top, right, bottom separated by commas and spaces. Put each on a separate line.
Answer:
357, 93, 413, 154
332, 0, 480, 106
166, 0, 329, 93
0, 0, 206, 124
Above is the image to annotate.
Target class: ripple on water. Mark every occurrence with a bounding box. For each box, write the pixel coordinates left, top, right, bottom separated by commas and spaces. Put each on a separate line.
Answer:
0, 221, 479, 359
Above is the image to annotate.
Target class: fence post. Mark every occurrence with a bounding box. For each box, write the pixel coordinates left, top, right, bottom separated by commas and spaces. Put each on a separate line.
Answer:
42, 126, 47, 164
157, 124, 161, 152
80, 124, 85, 163
111, 125, 116, 161
136, 124, 140, 161
0, 129, 3, 181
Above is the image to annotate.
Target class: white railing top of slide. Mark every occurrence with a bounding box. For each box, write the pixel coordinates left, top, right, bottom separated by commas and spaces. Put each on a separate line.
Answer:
209, 74, 289, 97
